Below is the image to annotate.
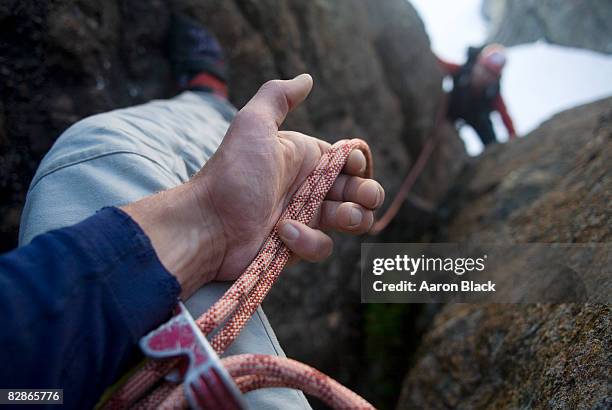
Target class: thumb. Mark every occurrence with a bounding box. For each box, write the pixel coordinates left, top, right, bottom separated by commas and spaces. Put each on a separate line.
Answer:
241, 74, 313, 128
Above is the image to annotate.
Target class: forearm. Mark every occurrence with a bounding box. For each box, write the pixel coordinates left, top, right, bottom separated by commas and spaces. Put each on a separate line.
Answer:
500, 110, 516, 136
494, 95, 516, 136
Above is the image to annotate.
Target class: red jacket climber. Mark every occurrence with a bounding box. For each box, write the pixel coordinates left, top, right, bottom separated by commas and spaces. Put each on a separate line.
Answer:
439, 44, 517, 146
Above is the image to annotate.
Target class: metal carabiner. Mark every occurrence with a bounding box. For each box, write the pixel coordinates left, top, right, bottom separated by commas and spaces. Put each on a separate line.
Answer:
140, 302, 247, 410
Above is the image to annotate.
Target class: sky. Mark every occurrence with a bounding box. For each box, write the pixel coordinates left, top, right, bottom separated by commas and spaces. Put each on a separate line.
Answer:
409, 0, 612, 155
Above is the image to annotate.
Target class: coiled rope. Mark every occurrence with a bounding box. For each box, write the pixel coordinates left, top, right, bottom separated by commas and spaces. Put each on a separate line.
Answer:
103, 139, 375, 410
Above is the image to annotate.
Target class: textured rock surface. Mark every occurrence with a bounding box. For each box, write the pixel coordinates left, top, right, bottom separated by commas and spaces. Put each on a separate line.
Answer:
398, 97, 612, 409
0, 0, 465, 404
482, 0, 612, 54
442, 97, 611, 244
399, 304, 611, 409
0, 0, 463, 251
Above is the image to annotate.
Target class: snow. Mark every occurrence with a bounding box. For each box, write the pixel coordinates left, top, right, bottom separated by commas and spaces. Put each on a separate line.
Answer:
409, 0, 612, 155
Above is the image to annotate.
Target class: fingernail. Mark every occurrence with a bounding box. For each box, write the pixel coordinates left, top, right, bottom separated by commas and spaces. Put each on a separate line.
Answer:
363, 181, 380, 207
357, 151, 367, 174
349, 207, 363, 226
279, 222, 300, 241
294, 73, 312, 82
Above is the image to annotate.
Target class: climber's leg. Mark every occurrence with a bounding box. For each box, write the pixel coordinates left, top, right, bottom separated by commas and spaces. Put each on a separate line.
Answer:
19, 89, 311, 409
468, 113, 497, 146
18, 14, 312, 410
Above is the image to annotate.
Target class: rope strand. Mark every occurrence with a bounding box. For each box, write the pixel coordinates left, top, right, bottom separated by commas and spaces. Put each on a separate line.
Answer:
103, 139, 375, 409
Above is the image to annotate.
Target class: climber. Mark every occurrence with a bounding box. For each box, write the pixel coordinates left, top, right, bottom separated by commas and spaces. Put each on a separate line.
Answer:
3, 15, 384, 409
438, 44, 517, 146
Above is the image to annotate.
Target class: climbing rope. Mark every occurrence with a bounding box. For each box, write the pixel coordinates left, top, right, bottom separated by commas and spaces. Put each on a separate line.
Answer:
369, 95, 448, 235
102, 139, 375, 410
368, 137, 436, 235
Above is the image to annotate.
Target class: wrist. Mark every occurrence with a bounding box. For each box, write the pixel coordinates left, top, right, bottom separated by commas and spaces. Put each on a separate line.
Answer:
121, 182, 226, 299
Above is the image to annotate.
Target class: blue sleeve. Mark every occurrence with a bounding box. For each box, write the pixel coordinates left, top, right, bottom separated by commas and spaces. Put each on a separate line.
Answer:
0, 207, 181, 409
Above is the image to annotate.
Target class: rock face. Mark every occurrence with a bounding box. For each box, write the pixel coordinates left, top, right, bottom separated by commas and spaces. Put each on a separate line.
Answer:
399, 304, 611, 409
2, 2, 610, 408
0, 0, 464, 403
398, 98, 612, 409
0, 0, 463, 251
482, 0, 612, 54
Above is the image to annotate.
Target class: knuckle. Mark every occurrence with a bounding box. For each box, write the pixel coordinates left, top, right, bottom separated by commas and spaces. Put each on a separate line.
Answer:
235, 108, 277, 130
322, 202, 340, 228
300, 233, 329, 261
322, 237, 334, 258
306, 237, 323, 260
236, 107, 260, 122
345, 177, 362, 199
262, 79, 284, 93
261, 79, 289, 114
311, 236, 332, 261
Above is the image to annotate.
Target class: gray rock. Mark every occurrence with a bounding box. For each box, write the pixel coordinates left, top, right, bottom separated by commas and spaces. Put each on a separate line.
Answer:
398, 97, 612, 409
483, 0, 612, 54
0, 0, 466, 400
399, 304, 611, 409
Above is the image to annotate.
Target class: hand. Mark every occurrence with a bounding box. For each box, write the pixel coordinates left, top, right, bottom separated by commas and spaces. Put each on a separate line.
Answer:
193, 74, 384, 280
123, 74, 384, 298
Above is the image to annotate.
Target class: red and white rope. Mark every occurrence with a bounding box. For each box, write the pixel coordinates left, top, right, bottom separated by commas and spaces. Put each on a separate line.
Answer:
223, 355, 373, 409
103, 139, 375, 409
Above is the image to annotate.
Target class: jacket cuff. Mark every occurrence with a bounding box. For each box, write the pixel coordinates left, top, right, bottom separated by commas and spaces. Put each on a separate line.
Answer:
71, 206, 181, 341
